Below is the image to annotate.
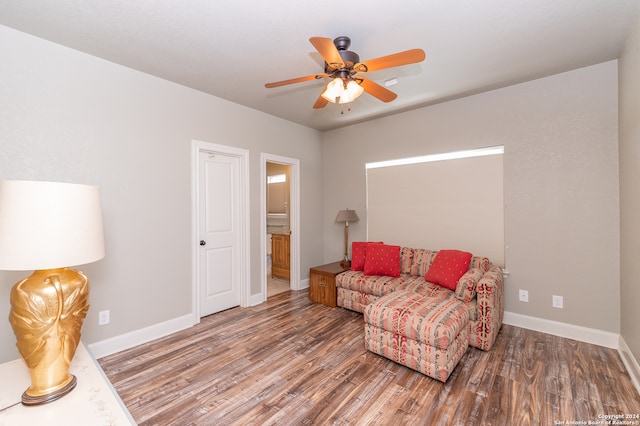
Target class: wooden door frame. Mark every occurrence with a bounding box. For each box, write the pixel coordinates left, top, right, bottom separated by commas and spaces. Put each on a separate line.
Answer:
191, 140, 250, 324
261, 153, 300, 299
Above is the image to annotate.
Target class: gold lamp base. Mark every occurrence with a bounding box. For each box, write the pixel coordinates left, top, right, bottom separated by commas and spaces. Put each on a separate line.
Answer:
9, 268, 90, 406
21, 375, 77, 406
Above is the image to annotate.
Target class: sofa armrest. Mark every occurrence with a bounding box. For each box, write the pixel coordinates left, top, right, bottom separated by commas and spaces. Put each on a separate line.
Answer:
473, 265, 505, 351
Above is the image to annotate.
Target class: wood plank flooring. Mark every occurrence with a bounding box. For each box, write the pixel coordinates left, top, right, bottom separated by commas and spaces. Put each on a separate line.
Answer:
98, 290, 640, 425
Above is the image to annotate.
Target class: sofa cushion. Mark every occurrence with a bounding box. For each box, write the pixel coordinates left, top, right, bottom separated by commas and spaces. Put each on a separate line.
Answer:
337, 283, 478, 322
466, 298, 478, 322
364, 244, 401, 277
351, 241, 383, 271
470, 256, 491, 273
409, 249, 439, 277
336, 270, 409, 297
399, 247, 414, 275
363, 290, 470, 382
395, 275, 455, 300
455, 267, 484, 302
364, 290, 469, 349
425, 250, 473, 291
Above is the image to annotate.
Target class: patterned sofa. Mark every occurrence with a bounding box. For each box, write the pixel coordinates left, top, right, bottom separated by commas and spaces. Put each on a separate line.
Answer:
336, 244, 504, 351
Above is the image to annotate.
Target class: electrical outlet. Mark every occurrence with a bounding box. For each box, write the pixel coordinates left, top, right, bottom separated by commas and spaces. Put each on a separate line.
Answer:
552, 295, 563, 309
98, 310, 110, 325
519, 289, 528, 303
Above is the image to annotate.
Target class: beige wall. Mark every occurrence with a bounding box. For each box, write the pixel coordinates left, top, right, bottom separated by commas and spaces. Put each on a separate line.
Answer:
322, 61, 620, 333
0, 25, 324, 363
619, 19, 640, 362
1, 20, 633, 366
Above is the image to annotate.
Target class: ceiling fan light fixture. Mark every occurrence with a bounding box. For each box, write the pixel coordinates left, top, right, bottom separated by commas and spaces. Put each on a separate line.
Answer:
321, 78, 364, 104
345, 80, 365, 102
320, 78, 343, 103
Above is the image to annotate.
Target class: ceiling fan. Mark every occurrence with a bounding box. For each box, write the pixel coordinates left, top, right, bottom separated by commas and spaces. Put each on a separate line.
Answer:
265, 36, 426, 109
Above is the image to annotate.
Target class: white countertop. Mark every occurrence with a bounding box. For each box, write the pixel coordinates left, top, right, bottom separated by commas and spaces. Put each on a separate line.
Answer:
0, 342, 135, 425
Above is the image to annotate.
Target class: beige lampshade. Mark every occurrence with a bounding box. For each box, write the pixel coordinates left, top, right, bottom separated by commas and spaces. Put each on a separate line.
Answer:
336, 209, 359, 224
0, 180, 105, 271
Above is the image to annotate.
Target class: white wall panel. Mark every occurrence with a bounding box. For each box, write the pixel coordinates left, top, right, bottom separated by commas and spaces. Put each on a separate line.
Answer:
366, 153, 504, 265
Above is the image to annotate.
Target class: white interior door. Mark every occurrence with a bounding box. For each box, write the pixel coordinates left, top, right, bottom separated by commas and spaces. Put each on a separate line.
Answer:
198, 150, 241, 316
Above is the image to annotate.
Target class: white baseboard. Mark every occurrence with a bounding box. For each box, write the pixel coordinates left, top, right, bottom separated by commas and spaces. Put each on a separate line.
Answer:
88, 314, 194, 359
299, 277, 309, 290
249, 292, 265, 306
503, 311, 619, 348
618, 336, 640, 396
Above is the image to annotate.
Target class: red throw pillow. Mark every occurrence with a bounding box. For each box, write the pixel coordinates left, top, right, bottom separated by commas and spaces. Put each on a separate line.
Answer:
363, 244, 401, 277
425, 250, 473, 290
351, 241, 383, 271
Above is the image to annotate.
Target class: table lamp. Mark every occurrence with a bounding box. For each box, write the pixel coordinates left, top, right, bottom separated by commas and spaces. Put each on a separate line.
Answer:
0, 180, 105, 405
335, 209, 359, 268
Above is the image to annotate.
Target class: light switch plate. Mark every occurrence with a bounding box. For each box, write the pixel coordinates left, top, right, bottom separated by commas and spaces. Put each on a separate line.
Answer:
99, 310, 110, 325
552, 295, 564, 309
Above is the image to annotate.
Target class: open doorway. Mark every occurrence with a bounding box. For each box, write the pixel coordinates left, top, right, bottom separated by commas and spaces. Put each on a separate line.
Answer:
266, 161, 290, 297
261, 153, 300, 301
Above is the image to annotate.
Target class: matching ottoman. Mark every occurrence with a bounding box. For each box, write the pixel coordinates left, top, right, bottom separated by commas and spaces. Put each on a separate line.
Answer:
363, 290, 469, 382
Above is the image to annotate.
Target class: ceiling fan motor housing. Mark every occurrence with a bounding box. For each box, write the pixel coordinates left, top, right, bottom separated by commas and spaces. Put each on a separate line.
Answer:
324, 36, 360, 73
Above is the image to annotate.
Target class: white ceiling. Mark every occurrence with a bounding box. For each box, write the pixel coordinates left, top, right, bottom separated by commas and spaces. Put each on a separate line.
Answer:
1, 1, 639, 131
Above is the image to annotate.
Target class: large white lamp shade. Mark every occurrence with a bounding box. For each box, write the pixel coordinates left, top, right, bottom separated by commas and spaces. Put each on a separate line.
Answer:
0, 180, 105, 270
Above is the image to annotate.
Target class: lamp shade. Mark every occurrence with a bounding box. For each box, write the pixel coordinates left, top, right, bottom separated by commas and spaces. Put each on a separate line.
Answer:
321, 79, 365, 104
335, 209, 359, 223
343, 80, 364, 102
0, 180, 105, 271
321, 78, 344, 103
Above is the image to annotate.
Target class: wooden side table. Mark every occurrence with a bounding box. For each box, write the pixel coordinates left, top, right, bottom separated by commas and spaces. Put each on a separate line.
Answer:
309, 261, 349, 307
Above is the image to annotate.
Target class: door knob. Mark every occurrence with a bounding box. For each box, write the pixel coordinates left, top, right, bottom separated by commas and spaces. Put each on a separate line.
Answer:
200, 240, 206, 246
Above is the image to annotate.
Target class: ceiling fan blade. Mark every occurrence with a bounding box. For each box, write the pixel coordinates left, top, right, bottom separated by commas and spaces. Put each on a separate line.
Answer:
360, 78, 398, 102
265, 74, 327, 88
313, 94, 329, 109
309, 37, 344, 68
355, 49, 426, 73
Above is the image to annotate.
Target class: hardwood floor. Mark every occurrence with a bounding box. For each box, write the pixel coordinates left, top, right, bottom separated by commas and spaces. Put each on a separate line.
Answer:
99, 290, 640, 426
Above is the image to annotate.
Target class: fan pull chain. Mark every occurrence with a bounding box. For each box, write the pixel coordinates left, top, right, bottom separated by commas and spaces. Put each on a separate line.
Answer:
340, 104, 352, 115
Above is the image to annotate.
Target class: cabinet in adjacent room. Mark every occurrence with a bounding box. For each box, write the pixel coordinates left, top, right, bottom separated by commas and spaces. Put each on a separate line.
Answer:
271, 233, 290, 280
